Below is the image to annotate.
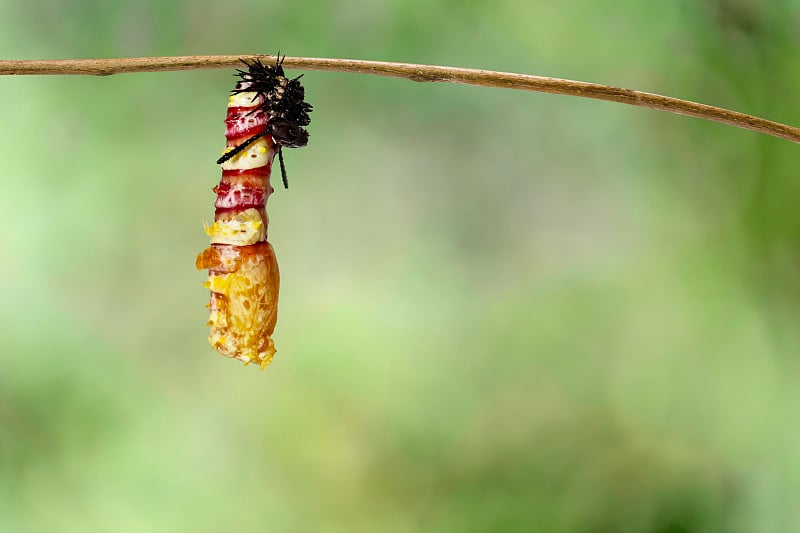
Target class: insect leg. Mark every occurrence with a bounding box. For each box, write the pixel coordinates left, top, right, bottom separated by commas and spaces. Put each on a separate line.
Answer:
216, 130, 268, 165
278, 148, 289, 189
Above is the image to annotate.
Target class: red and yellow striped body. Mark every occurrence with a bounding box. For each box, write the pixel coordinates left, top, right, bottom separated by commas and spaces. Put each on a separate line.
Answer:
196, 90, 280, 369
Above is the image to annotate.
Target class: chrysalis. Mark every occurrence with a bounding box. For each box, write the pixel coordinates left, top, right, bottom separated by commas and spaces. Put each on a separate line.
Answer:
196, 56, 312, 369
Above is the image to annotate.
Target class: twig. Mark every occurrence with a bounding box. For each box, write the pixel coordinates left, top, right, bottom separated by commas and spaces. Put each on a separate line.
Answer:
1, 55, 798, 144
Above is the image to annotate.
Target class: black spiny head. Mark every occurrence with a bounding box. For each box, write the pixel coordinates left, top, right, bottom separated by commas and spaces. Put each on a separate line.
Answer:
233, 55, 313, 146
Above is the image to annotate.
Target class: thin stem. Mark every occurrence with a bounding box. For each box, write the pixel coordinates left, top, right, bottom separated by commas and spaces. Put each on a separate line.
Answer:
1, 55, 798, 144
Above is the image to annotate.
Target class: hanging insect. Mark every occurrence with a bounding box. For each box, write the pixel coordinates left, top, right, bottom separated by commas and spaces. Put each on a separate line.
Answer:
196, 56, 312, 369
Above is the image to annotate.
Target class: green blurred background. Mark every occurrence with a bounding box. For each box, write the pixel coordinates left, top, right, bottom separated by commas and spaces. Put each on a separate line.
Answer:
2, 0, 800, 531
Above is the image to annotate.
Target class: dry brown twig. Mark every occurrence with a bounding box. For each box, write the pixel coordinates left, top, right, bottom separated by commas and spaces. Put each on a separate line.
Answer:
1, 54, 798, 144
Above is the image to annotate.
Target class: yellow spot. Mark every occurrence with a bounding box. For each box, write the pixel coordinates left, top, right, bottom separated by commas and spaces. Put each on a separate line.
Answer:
206, 274, 231, 294
205, 208, 266, 245
259, 146, 267, 154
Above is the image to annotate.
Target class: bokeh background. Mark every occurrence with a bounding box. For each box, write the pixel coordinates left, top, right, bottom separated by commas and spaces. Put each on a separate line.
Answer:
2, 1, 800, 531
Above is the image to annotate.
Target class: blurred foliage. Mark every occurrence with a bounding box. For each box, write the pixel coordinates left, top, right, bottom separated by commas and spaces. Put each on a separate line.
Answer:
1, 0, 800, 531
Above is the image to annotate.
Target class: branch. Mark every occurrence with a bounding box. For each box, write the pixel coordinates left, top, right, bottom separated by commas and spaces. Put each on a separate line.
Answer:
1, 55, 798, 144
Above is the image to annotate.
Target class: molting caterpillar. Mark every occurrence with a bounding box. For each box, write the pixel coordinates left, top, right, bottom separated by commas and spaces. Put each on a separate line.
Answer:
196, 57, 312, 369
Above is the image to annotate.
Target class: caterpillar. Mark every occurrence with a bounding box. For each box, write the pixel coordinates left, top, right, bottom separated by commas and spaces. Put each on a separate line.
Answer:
196, 57, 312, 369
